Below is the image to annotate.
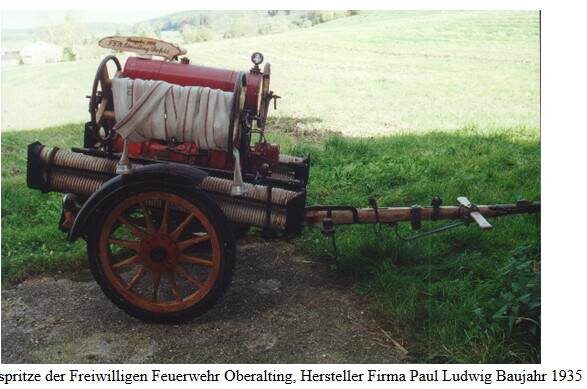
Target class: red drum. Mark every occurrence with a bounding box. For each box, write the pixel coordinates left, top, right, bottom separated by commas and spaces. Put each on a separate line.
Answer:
123, 57, 267, 116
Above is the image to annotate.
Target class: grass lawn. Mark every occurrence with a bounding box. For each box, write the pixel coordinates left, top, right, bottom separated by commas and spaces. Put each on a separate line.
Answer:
1, 123, 540, 363
1, 11, 540, 363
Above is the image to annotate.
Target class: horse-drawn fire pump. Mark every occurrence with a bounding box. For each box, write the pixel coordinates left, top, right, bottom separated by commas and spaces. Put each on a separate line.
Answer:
26, 37, 540, 323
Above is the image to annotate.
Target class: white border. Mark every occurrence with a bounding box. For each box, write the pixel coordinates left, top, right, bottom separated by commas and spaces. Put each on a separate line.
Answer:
1, 0, 587, 386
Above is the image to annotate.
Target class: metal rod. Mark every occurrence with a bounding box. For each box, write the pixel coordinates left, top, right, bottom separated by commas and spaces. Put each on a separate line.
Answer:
394, 221, 465, 241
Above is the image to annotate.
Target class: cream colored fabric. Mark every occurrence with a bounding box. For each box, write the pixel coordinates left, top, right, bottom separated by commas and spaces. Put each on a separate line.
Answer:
112, 76, 234, 151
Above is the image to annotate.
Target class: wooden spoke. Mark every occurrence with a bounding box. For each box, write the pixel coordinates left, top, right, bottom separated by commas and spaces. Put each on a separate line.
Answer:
158, 200, 170, 234
96, 97, 109, 124
113, 255, 140, 270
127, 215, 145, 225
139, 201, 156, 234
109, 239, 139, 252
165, 272, 183, 301
175, 265, 203, 289
152, 271, 161, 302
177, 234, 210, 251
100, 64, 111, 91
179, 253, 214, 267
126, 267, 146, 290
170, 214, 195, 241
118, 215, 148, 240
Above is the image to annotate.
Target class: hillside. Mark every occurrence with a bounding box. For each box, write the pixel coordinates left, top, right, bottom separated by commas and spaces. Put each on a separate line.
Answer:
132, 10, 345, 38
1, 11, 539, 134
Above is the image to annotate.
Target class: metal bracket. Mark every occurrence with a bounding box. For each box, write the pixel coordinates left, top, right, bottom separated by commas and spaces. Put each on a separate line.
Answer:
368, 196, 384, 238
115, 139, 133, 175
368, 196, 380, 223
321, 212, 338, 259
431, 196, 442, 220
410, 205, 422, 230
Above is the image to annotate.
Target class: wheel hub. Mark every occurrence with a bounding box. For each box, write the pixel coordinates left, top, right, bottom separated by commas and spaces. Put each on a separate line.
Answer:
139, 234, 179, 271
150, 247, 167, 263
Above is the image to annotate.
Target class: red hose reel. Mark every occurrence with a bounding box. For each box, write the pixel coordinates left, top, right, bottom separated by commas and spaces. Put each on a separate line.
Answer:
96, 48, 278, 172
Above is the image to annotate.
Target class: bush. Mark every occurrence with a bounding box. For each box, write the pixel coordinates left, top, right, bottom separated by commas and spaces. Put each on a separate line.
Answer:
62, 47, 76, 62
257, 23, 273, 35
468, 243, 541, 354
257, 19, 291, 35
305, 11, 349, 26
181, 25, 215, 43
307, 11, 328, 25
490, 244, 541, 339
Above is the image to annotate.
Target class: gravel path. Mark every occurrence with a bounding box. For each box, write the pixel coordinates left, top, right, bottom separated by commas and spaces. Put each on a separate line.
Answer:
2, 238, 406, 363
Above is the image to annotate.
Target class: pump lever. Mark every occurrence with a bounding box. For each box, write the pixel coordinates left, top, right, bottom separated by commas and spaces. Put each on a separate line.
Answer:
457, 196, 492, 230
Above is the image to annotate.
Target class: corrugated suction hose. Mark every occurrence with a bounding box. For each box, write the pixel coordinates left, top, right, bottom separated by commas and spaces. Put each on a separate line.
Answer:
34, 146, 294, 229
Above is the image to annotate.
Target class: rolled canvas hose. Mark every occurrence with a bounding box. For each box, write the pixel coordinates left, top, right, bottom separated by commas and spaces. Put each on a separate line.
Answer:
112, 77, 233, 150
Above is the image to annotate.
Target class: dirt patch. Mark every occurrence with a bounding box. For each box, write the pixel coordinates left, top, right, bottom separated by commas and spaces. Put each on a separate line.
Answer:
2, 237, 407, 363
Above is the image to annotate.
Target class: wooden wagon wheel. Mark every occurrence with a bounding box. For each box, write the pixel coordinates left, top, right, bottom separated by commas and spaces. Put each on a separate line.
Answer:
87, 185, 235, 322
88, 55, 121, 147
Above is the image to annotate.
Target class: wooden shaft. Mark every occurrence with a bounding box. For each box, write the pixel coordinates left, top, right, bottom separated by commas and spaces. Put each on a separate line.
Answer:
303, 203, 539, 226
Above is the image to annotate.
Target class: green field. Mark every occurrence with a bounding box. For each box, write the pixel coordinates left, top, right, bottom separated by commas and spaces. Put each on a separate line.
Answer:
2, 11, 539, 134
1, 11, 540, 363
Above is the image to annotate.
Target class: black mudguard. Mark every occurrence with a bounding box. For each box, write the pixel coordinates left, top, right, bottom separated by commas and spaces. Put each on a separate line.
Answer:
68, 163, 208, 242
